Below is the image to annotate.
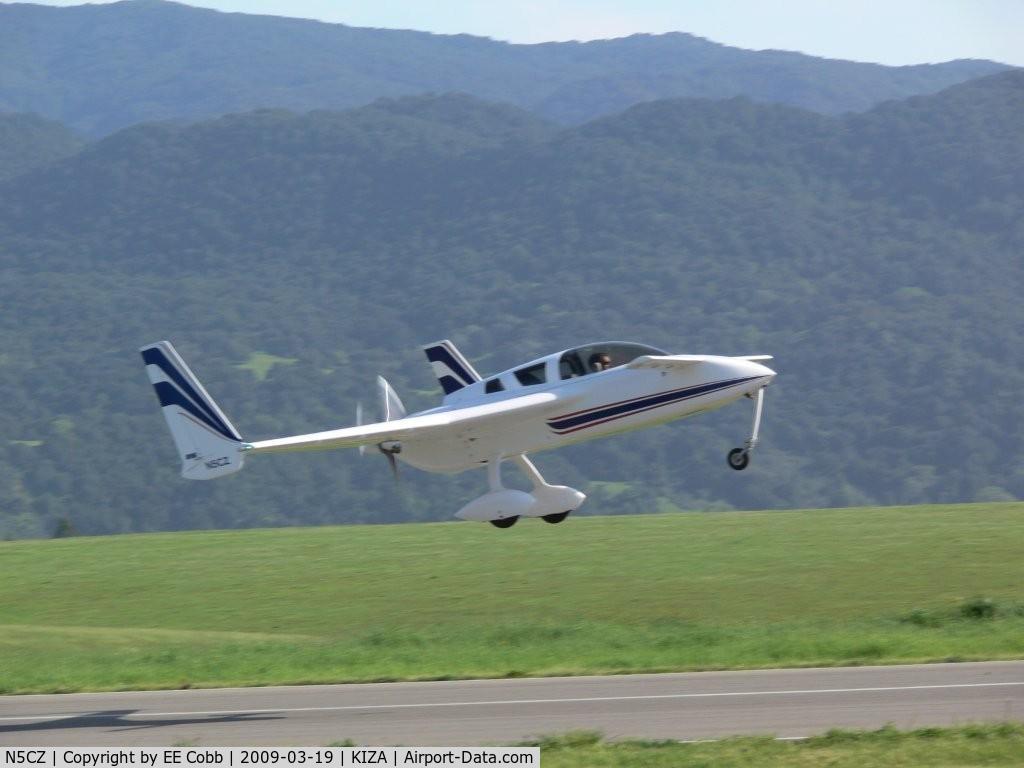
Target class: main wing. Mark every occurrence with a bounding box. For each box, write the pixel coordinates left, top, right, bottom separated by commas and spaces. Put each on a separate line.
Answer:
246, 391, 562, 455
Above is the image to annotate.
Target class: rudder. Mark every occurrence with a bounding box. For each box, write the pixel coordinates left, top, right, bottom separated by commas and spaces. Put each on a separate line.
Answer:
140, 341, 245, 480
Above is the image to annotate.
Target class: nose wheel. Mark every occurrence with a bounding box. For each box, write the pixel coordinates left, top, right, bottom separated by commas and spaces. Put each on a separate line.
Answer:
728, 387, 765, 471
727, 448, 750, 471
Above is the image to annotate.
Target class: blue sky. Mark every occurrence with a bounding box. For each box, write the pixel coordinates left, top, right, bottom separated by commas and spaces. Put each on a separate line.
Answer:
26, 0, 1024, 66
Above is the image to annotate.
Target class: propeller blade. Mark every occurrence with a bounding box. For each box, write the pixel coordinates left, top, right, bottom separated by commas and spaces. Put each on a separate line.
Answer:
356, 401, 366, 456
364, 380, 402, 483
377, 375, 407, 422
384, 449, 400, 483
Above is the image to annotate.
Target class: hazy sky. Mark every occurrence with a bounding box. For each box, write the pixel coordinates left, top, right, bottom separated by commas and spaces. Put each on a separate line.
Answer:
24, 0, 1024, 66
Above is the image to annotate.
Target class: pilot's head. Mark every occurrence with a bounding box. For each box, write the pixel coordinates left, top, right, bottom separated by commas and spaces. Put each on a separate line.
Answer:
589, 352, 612, 372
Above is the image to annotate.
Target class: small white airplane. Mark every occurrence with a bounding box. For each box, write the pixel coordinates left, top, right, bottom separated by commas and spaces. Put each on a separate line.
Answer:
141, 340, 775, 527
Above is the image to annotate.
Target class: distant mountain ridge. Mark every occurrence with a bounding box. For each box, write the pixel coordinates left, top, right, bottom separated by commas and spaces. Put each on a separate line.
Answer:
0, 72, 1022, 537
0, 0, 1011, 135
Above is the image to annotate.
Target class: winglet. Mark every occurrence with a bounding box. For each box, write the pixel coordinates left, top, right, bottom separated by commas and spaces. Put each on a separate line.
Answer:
422, 339, 481, 395
140, 341, 245, 480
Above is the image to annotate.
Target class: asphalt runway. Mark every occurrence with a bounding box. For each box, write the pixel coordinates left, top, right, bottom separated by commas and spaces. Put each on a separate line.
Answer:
1, 661, 1021, 746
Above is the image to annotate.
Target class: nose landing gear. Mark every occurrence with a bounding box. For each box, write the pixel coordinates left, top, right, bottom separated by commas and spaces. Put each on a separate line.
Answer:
728, 386, 766, 471
727, 447, 750, 470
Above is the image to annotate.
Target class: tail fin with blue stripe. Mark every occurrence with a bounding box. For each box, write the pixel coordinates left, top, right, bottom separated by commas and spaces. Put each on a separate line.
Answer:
422, 339, 481, 395
140, 341, 245, 480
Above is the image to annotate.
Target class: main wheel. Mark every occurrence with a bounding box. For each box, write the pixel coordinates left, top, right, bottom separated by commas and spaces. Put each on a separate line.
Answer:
542, 511, 570, 524
490, 516, 519, 529
727, 448, 750, 471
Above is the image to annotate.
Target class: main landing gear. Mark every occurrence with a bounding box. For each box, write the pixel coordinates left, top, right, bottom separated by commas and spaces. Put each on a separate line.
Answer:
477, 455, 585, 529
728, 387, 766, 471
490, 513, 573, 526
542, 511, 570, 524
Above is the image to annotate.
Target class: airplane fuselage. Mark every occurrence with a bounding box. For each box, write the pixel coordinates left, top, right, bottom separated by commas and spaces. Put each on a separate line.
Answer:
399, 355, 772, 473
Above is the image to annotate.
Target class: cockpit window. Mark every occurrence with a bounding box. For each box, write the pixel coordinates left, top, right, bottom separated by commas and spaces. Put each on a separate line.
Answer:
514, 362, 547, 386
559, 355, 583, 379
559, 342, 667, 380
484, 378, 505, 394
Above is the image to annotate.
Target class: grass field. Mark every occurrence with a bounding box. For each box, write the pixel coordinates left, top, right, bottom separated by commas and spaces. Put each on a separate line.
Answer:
1, 503, 1023, 693
523, 725, 1024, 767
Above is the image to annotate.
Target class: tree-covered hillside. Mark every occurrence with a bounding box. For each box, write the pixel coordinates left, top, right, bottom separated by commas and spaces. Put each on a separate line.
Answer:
0, 0, 1011, 135
0, 73, 1022, 538
0, 113, 81, 181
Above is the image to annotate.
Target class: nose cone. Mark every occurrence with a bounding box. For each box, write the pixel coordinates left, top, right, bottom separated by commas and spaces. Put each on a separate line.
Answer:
735, 358, 776, 387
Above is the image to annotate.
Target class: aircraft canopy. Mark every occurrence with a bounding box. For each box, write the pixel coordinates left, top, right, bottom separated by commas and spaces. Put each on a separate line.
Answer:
558, 341, 667, 379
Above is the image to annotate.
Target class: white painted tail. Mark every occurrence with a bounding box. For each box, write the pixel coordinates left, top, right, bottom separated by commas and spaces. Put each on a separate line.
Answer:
140, 341, 245, 480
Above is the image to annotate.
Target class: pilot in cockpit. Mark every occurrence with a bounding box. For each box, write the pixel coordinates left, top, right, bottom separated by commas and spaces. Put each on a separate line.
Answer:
589, 352, 612, 372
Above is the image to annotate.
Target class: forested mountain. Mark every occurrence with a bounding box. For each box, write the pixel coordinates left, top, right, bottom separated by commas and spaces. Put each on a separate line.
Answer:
0, 72, 1022, 538
0, 0, 1011, 136
0, 112, 81, 180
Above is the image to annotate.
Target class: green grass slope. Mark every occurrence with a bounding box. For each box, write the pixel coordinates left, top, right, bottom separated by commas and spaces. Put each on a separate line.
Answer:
529, 725, 1024, 768
1, 503, 1023, 693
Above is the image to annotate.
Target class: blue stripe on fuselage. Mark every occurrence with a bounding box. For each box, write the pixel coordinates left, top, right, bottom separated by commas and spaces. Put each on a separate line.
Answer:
547, 377, 757, 434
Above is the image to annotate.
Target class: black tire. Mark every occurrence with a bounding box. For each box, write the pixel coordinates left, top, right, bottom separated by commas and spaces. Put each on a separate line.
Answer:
727, 448, 750, 471
490, 516, 519, 529
542, 511, 570, 524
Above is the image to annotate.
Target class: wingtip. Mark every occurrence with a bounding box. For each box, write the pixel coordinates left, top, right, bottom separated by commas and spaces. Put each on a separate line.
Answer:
421, 338, 453, 350
139, 340, 173, 354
